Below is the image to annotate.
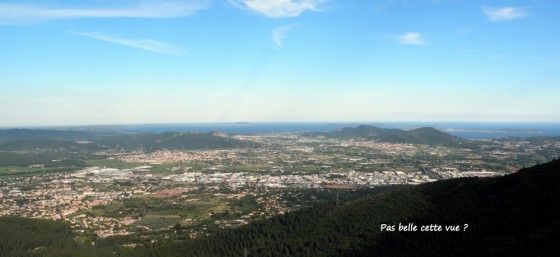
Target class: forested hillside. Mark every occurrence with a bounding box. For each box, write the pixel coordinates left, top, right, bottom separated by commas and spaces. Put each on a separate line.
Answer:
0, 216, 113, 257
95, 131, 257, 150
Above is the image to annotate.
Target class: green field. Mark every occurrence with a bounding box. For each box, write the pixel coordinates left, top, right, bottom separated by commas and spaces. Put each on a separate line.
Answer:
85, 159, 147, 169
86, 194, 232, 224
226, 164, 271, 173
0, 165, 79, 177
85, 159, 171, 173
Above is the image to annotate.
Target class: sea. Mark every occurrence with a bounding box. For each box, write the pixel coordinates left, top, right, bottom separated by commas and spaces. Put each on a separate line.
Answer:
110, 122, 560, 140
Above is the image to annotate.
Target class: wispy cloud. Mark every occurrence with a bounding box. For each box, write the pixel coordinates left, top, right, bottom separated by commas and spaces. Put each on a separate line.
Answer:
482, 6, 529, 21
0, 1, 210, 24
75, 31, 186, 56
392, 32, 426, 45
229, 0, 325, 18
272, 24, 296, 47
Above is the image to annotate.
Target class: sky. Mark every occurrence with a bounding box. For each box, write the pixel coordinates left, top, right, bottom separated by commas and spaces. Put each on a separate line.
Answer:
1, 0, 559, 126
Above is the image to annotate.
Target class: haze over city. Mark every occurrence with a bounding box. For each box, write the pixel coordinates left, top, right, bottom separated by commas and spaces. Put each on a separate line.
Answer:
1, 0, 559, 126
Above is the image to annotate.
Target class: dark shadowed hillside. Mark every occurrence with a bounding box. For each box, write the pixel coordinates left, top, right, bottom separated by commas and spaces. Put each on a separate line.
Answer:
0, 216, 112, 257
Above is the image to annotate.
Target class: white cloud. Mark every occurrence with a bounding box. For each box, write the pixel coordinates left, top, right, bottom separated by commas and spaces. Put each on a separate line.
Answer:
272, 24, 296, 47
394, 32, 426, 45
75, 31, 186, 56
482, 6, 529, 21
0, 1, 210, 24
229, 0, 325, 18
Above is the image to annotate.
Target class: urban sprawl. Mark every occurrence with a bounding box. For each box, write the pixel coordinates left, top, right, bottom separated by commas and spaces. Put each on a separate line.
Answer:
1, 133, 558, 240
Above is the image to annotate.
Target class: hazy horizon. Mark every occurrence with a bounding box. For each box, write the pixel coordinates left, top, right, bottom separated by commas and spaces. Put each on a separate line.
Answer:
4, 120, 560, 128
2, 0, 559, 126
4, 117, 560, 128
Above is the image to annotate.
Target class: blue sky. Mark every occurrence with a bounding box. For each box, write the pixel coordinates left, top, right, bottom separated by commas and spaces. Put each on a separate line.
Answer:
1, 0, 559, 126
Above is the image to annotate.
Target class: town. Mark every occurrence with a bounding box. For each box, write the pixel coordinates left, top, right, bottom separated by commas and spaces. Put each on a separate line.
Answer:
1, 132, 559, 242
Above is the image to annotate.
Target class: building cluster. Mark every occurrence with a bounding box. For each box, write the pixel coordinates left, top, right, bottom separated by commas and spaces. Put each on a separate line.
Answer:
160, 170, 440, 188
118, 149, 240, 163
3, 133, 545, 239
0, 168, 145, 237
1, 160, 500, 238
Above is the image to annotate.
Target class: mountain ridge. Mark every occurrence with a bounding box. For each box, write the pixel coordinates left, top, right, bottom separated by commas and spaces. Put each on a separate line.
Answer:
306, 125, 477, 148
95, 131, 257, 150
0, 130, 255, 151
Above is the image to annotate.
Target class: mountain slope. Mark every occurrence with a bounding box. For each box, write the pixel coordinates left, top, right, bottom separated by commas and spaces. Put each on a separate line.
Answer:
0, 216, 113, 257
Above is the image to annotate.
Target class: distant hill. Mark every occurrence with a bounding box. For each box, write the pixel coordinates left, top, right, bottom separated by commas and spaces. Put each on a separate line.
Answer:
0, 138, 98, 151
307, 125, 476, 148
95, 131, 257, 150
0, 129, 256, 151
0, 129, 105, 142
